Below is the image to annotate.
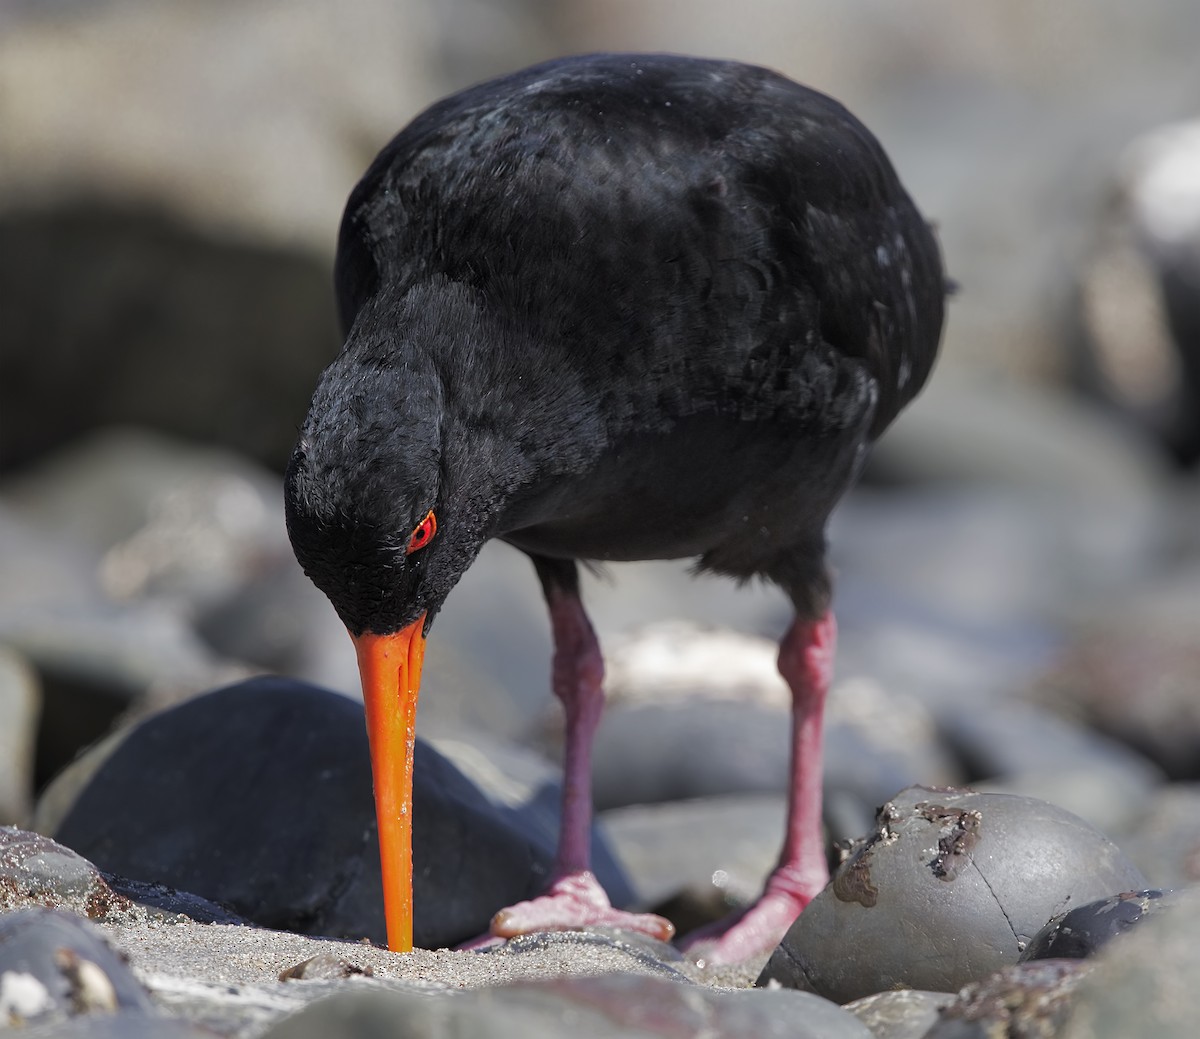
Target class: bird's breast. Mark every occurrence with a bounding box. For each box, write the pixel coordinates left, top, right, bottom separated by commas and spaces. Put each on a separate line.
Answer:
497, 409, 867, 570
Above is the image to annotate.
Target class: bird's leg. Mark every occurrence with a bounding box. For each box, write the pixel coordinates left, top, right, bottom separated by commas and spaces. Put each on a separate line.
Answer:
485, 559, 674, 943
681, 610, 835, 964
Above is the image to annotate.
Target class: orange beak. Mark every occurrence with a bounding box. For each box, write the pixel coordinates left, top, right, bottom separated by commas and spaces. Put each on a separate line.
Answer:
352, 616, 427, 952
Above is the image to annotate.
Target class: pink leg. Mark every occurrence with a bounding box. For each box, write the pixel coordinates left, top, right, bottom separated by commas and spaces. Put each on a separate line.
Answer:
681, 610, 836, 964
485, 583, 674, 942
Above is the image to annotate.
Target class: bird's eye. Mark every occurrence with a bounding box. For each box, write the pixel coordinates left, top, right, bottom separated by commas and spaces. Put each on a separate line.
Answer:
405, 509, 437, 554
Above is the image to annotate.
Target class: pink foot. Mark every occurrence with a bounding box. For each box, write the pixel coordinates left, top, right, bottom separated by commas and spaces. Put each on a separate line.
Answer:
680, 860, 826, 965
486, 871, 675, 943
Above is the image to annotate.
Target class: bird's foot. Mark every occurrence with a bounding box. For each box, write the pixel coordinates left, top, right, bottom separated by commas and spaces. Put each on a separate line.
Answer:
467, 871, 676, 947
679, 861, 826, 966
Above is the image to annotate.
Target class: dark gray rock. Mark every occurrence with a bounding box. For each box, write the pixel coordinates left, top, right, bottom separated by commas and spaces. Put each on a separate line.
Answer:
844, 989, 955, 1039
758, 787, 1148, 1002
264, 973, 873, 1039
1021, 889, 1176, 962
48, 677, 632, 949
926, 959, 1094, 1039
0, 908, 154, 1028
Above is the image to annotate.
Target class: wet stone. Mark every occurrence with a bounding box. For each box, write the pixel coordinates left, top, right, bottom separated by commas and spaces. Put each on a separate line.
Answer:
757, 786, 1148, 1003
1021, 889, 1177, 962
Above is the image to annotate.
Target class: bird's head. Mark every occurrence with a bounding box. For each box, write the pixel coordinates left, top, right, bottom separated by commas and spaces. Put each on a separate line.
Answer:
283, 309, 483, 640
284, 433, 447, 640
283, 329, 488, 951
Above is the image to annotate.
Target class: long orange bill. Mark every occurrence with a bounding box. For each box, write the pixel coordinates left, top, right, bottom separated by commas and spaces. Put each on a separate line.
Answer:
352, 616, 427, 953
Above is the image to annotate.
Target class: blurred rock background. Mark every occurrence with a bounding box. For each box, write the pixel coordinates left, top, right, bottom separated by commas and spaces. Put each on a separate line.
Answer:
2, 0, 1200, 914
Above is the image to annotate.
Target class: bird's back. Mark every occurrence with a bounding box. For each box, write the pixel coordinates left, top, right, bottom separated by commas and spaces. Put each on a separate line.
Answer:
324, 54, 945, 602
335, 53, 943, 441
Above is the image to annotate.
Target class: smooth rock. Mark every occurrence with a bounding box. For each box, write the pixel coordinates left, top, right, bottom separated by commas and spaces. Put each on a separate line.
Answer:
1021, 889, 1176, 961
926, 959, 1094, 1039
758, 787, 1148, 1002
47, 677, 631, 949
0, 908, 154, 1028
844, 989, 955, 1039
0, 646, 39, 825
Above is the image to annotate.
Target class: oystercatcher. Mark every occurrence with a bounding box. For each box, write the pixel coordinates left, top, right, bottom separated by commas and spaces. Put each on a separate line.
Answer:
285, 52, 945, 961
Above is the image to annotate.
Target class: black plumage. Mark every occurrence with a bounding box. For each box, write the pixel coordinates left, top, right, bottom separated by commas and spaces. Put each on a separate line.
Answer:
285, 52, 945, 959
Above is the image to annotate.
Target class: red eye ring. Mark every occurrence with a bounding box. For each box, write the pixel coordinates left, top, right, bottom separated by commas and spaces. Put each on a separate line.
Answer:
405, 509, 437, 555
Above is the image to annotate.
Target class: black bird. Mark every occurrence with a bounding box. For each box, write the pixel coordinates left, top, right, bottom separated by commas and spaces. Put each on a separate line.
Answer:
285, 52, 945, 961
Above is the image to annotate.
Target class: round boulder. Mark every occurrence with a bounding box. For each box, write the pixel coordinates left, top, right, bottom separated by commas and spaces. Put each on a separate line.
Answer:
758, 786, 1147, 1002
